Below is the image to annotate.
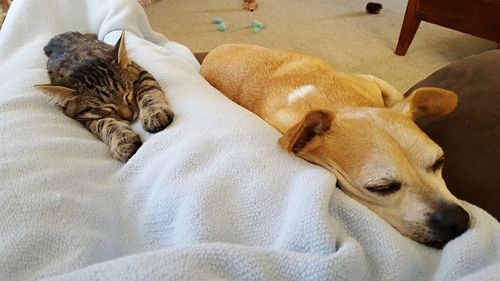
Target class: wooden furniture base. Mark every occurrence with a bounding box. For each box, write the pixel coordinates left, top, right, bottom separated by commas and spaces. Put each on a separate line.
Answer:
395, 0, 500, 56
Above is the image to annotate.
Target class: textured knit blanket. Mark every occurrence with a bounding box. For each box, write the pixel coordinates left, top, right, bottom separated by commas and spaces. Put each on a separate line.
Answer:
0, 0, 499, 280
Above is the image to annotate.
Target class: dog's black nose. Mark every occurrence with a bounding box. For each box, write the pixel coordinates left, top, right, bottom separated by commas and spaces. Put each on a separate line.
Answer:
429, 203, 470, 240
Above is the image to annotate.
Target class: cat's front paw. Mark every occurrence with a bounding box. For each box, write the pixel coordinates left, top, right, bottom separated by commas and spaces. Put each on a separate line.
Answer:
141, 104, 174, 133
111, 131, 142, 162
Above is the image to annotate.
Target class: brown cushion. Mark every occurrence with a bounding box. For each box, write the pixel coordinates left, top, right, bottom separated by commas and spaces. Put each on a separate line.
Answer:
405, 50, 500, 219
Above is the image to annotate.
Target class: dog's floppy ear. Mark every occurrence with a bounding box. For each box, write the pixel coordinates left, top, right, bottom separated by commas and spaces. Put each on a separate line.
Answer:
392, 87, 458, 119
278, 110, 333, 153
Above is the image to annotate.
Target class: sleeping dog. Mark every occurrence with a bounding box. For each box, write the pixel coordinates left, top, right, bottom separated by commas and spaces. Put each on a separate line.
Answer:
200, 44, 470, 248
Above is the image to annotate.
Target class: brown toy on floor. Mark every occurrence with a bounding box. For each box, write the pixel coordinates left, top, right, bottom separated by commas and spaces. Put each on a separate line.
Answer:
243, 0, 258, 12
366, 2, 383, 14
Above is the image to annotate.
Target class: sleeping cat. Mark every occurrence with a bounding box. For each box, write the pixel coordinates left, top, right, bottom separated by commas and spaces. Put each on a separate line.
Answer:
36, 31, 173, 162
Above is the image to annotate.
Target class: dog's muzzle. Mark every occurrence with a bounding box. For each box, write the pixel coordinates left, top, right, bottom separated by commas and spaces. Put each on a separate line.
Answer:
426, 203, 470, 248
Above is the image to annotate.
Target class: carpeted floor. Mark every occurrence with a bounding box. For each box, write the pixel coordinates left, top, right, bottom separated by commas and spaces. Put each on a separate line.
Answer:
145, 0, 496, 91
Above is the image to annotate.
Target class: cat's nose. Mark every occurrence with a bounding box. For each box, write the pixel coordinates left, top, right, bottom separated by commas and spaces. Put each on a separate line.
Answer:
118, 106, 134, 121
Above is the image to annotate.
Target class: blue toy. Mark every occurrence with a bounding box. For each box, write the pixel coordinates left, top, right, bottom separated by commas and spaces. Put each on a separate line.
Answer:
211, 18, 264, 33
217, 22, 227, 32
251, 20, 264, 33
212, 18, 226, 32
212, 18, 223, 24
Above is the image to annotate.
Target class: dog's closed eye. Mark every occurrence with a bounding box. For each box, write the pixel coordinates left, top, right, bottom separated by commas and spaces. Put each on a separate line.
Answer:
366, 181, 402, 195
430, 156, 445, 172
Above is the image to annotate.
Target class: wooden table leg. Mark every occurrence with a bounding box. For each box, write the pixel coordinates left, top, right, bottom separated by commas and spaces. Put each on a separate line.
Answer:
395, 0, 421, 56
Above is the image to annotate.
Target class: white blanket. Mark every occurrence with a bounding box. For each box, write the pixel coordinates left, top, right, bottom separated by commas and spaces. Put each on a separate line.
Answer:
0, 0, 499, 280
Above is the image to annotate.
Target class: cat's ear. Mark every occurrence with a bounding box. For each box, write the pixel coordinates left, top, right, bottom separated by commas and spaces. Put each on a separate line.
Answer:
114, 31, 131, 68
35, 85, 77, 106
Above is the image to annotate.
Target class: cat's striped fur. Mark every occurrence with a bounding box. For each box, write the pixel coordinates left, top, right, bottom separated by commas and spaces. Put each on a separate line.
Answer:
36, 31, 173, 162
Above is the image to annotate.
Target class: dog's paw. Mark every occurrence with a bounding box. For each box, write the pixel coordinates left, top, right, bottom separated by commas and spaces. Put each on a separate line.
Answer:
141, 103, 174, 133
111, 131, 142, 162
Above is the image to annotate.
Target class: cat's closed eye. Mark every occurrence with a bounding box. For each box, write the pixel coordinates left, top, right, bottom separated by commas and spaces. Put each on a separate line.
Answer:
125, 92, 134, 102
74, 109, 104, 121
100, 105, 118, 113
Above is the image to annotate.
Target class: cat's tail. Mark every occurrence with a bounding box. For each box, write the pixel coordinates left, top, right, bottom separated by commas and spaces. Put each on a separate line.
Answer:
43, 38, 60, 58
43, 36, 64, 58
43, 32, 97, 58
43, 45, 53, 57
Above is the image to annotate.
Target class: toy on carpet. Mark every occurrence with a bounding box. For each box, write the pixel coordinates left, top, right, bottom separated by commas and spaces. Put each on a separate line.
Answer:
366, 2, 383, 14
243, 0, 258, 12
210, 18, 264, 33
211, 18, 226, 32
217, 22, 227, 32
212, 18, 223, 24
251, 20, 264, 33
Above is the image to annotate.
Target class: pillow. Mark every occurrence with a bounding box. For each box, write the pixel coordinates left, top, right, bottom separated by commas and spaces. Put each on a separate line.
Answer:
405, 50, 500, 219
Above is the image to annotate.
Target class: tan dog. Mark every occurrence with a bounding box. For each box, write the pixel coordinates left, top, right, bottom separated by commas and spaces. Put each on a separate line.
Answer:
200, 44, 470, 248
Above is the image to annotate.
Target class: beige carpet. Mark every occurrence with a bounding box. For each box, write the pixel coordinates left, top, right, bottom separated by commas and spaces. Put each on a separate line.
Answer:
145, 0, 496, 91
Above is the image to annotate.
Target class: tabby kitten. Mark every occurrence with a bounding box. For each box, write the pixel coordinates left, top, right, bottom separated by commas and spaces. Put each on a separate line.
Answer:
36, 31, 174, 162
